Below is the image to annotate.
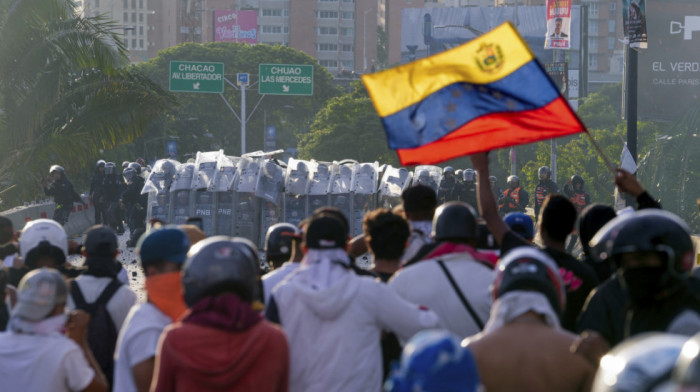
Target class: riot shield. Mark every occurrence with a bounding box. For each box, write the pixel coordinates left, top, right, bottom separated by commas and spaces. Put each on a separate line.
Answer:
256, 160, 285, 249
143, 159, 178, 223
192, 150, 221, 191
232, 157, 260, 245
307, 161, 331, 213
283, 159, 311, 227
329, 161, 355, 231
192, 190, 215, 235
350, 162, 378, 236
169, 163, 195, 225
379, 166, 413, 208
213, 155, 239, 236
412, 165, 442, 195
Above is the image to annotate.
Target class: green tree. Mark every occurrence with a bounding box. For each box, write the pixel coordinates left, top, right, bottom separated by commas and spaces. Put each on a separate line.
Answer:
0, 0, 173, 204
134, 43, 341, 160
377, 26, 388, 70
298, 81, 398, 165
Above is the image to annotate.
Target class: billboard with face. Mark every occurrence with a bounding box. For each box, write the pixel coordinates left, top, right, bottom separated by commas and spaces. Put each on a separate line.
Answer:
214, 10, 258, 44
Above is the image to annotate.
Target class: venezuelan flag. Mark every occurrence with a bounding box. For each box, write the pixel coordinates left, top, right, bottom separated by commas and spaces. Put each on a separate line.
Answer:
362, 22, 586, 166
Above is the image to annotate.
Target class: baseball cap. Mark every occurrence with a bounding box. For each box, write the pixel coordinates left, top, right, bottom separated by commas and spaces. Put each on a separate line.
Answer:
504, 213, 535, 240
83, 225, 118, 257
304, 216, 347, 249
19, 219, 68, 260
12, 268, 67, 321
137, 227, 190, 266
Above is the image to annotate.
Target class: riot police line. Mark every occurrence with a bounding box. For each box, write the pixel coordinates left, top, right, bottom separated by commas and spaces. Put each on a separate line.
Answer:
142, 150, 456, 251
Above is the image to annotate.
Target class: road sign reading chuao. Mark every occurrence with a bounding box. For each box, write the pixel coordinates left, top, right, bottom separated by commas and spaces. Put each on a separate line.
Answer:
170, 61, 224, 93
259, 64, 313, 96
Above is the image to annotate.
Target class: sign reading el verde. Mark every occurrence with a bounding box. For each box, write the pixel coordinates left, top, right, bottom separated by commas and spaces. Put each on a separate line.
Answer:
170, 61, 224, 93
259, 64, 313, 96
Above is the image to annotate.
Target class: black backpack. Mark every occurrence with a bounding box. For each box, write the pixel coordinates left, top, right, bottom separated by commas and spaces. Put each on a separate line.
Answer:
70, 279, 122, 387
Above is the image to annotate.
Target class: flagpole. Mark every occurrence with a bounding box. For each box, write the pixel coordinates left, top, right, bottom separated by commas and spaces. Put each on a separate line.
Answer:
584, 132, 617, 174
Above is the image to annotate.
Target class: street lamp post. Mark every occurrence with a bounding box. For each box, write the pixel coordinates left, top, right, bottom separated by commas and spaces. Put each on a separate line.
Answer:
363, 10, 370, 72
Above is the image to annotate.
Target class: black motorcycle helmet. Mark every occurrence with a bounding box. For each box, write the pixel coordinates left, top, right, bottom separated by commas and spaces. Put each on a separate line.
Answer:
431, 201, 477, 242
182, 236, 260, 306
265, 223, 296, 262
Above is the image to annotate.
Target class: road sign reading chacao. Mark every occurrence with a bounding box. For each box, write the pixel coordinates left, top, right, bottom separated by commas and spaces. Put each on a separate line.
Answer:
170, 61, 225, 93
259, 64, 313, 96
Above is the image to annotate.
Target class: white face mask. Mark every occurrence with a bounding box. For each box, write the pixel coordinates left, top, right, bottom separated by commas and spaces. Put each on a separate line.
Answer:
9, 313, 67, 336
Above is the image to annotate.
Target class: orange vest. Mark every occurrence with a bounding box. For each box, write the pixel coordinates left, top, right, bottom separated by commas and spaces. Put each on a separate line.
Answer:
499, 187, 521, 210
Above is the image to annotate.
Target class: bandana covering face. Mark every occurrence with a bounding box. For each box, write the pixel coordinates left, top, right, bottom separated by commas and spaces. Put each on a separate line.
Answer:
483, 291, 560, 334
146, 272, 187, 321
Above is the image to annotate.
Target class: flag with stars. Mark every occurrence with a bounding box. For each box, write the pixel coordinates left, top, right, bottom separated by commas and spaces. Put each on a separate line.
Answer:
362, 22, 586, 166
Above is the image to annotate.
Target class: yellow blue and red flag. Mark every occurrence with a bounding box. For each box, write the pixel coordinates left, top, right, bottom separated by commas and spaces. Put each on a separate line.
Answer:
362, 22, 586, 166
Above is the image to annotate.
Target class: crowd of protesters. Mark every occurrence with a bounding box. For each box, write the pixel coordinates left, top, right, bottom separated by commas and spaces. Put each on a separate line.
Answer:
0, 150, 698, 392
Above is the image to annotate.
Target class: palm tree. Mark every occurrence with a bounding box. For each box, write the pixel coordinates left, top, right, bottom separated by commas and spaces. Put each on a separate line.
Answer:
0, 0, 174, 204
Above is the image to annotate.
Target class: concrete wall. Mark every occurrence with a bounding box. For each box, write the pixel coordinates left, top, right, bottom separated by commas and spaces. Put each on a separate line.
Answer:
0, 196, 96, 238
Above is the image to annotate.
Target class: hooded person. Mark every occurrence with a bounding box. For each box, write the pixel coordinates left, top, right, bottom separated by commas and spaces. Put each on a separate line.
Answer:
265, 215, 441, 392
463, 247, 596, 392
113, 227, 191, 392
399, 185, 437, 265
151, 236, 289, 392
68, 225, 138, 386
0, 268, 108, 392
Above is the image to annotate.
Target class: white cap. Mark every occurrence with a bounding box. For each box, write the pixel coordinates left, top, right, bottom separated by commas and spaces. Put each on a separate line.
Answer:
19, 219, 68, 260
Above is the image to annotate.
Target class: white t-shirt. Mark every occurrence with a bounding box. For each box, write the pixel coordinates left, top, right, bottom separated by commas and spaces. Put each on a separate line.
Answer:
113, 303, 172, 392
0, 331, 95, 392
67, 275, 138, 330
262, 262, 300, 305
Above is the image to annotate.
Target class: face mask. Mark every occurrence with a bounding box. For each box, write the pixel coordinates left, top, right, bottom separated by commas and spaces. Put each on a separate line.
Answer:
622, 266, 667, 307
145, 271, 187, 321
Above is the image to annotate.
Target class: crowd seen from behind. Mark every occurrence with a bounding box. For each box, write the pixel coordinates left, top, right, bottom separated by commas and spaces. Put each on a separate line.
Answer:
0, 151, 698, 391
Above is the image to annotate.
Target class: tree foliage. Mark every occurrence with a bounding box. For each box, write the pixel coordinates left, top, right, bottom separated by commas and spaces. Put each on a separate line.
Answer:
0, 0, 173, 205
298, 81, 398, 165
134, 43, 341, 160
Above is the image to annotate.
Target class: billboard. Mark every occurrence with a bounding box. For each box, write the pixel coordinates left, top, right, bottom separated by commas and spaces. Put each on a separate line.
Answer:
638, 1, 700, 120
214, 10, 258, 44
545, 0, 572, 49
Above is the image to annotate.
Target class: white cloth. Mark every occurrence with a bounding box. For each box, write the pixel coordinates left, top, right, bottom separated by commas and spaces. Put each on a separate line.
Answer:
2, 254, 15, 268
272, 269, 441, 392
67, 275, 138, 331
0, 331, 95, 392
483, 291, 561, 334
295, 248, 351, 292
262, 262, 300, 305
113, 302, 172, 392
390, 251, 494, 338
401, 220, 433, 265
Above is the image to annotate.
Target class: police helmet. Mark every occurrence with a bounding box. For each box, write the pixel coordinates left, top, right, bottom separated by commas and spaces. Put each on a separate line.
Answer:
128, 162, 142, 175
386, 330, 480, 392
504, 212, 534, 240
265, 223, 296, 260
431, 201, 477, 241
104, 162, 116, 175
122, 167, 136, 183
443, 166, 455, 174
96, 160, 106, 169
182, 236, 260, 306
571, 174, 584, 187
492, 246, 565, 315
463, 169, 476, 182
589, 209, 694, 276
489, 176, 497, 184
122, 161, 130, 169
455, 169, 463, 179
538, 166, 551, 180
507, 175, 519, 187
592, 333, 687, 392
49, 165, 64, 174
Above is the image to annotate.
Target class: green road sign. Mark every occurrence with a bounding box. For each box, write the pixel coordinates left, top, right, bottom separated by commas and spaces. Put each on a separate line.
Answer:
259, 64, 313, 96
170, 61, 224, 93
